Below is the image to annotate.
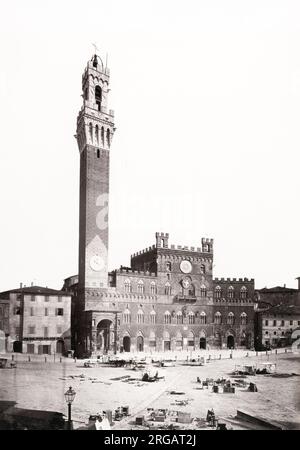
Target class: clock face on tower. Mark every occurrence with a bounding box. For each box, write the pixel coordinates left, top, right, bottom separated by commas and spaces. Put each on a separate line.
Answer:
90, 255, 105, 272
180, 260, 192, 274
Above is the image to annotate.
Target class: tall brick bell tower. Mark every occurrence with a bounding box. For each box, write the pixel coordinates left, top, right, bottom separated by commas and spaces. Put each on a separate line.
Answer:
75, 54, 115, 356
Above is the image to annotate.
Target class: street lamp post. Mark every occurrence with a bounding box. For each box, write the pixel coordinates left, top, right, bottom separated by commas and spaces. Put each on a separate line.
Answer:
64, 386, 76, 430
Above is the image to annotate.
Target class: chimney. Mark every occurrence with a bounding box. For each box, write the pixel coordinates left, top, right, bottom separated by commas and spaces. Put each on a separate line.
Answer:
284, 284, 286, 288
20, 282, 23, 289
31, 282, 33, 287
296, 277, 300, 291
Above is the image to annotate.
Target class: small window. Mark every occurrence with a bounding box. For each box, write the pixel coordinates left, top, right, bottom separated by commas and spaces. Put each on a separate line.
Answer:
44, 327, 49, 338
166, 262, 171, 272
30, 307, 34, 316
44, 296, 49, 302
28, 326, 35, 334
200, 264, 205, 274
56, 308, 64, 316
30, 295, 35, 302
57, 326, 62, 334
265, 331, 269, 335
45, 308, 48, 317
281, 320, 284, 326
14, 307, 21, 315
298, 321, 300, 326
290, 320, 293, 326
273, 320, 276, 327
265, 320, 269, 326
97, 149, 100, 158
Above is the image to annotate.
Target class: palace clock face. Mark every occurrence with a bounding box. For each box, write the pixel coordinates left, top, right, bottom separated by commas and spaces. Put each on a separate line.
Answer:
180, 260, 192, 274
90, 255, 105, 272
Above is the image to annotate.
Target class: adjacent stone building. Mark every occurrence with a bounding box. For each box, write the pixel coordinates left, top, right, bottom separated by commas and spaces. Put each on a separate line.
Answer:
0, 299, 10, 353
67, 54, 256, 357
0, 286, 71, 355
255, 305, 300, 349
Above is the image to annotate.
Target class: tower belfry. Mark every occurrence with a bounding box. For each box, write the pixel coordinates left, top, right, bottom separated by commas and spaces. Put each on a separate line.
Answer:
76, 54, 115, 293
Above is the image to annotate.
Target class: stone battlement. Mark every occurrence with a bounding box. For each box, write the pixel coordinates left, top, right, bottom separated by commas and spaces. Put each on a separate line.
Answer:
131, 245, 156, 258
117, 268, 156, 277
131, 238, 214, 258
214, 277, 254, 283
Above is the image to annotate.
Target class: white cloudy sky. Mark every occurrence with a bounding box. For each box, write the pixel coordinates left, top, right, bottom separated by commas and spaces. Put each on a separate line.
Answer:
0, 0, 300, 292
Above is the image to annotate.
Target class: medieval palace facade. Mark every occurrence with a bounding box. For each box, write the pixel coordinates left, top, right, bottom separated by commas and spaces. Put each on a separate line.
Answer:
66, 54, 255, 357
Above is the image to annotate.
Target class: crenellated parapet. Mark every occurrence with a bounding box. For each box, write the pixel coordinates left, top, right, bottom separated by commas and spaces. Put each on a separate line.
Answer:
117, 268, 157, 277
131, 245, 156, 258
214, 277, 254, 283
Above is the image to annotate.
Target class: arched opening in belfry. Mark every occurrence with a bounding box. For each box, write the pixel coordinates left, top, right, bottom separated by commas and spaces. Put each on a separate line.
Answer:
106, 128, 110, 148
95, 85, 102, 111
97, 319, 113, 354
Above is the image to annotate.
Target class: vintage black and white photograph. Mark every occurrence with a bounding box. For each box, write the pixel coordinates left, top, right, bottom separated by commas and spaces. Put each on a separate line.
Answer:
0, 0, 300, 433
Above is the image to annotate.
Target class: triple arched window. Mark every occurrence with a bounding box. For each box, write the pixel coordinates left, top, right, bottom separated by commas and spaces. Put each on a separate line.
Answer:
227, 312, 235, 325
240, 286, 248, 299
240, 312, 247, 325
150, 310, 156, 324
214, 311, 222, 324
137, 309, 144, 324
228, 286, 234, 299
164, 311, 171, 324
124, 279, 132, 293
200, 311, 207, 325
123, 308, 131, 324
150, 282, 157, 295
188, 311, 195, 324
200, 285, 207, 298
215, 286, 222, 299
165, 282, 171, 296
176, 311, 183, 325
137, 280, 144, 294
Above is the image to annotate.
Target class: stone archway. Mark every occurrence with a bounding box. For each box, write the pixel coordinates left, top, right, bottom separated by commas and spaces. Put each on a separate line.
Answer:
13, 341, 22, 353
123, 336, 131, 352
56, 339, 65, 354
137, 335, 144, 352
97, 319, 113, 354
227, 335, 235, 349
199, 330, 206, 349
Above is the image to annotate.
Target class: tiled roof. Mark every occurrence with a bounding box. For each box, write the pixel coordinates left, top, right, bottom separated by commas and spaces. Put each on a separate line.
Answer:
0, 285, 70, 297
258, 286, 298, 293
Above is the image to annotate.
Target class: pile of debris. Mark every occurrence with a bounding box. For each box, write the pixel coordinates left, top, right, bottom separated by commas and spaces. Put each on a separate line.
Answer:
134, 408, 230, 430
